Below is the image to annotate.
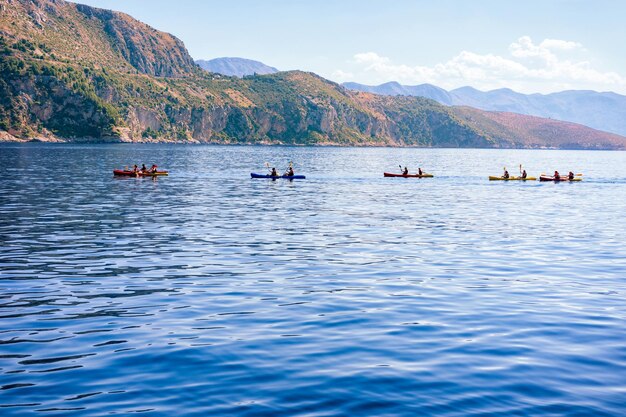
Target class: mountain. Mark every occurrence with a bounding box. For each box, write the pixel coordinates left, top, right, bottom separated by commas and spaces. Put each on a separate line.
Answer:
344, 82, 626, 137
195, 57, 278, 77
1, 0, 625, 149
343, 82, 453, 105
453, 107, 626, 150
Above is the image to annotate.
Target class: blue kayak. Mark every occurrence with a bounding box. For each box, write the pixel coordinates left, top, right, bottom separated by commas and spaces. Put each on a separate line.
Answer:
251, 173, 306, 179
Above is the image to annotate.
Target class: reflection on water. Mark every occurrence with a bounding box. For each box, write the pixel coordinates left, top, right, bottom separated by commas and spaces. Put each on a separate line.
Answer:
1, 144, 625, 416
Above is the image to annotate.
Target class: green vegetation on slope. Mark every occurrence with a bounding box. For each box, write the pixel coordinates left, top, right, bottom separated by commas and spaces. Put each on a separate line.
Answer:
1, 0, 624, 149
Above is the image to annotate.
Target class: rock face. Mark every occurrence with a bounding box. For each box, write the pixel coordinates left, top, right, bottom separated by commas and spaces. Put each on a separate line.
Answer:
0, 0, 196, 77
74, 5, 196, 77
1, 0, 625, 149
344, 82, 626, 137
196, 58, 279, 77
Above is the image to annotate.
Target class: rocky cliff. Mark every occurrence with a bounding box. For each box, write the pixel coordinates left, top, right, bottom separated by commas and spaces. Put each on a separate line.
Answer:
1, 0, 625, 149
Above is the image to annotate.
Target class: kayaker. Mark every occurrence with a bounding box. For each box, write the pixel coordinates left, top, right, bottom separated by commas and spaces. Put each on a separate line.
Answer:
503, 169, 510, 179
150, 164, 158, 173
521, 169, 527, 179
554, 170, 560, 180
270, 167, 278, 176
568, 171, 574, 180
132, 164, 139, 173
286, 166, 294, 176
418, 167, 423, 176
141, 164, 147, 173
402, 166, 409, 175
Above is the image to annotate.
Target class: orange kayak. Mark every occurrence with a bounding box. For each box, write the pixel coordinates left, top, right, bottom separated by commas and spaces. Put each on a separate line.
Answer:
113, 170, 169, 177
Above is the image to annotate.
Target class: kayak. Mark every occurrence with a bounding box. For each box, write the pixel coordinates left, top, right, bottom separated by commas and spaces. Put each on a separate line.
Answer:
113, 170, 168, 177
489, 176, 537, 181
539, 175, 582, 182
251, 173, 306, 179
384, 172, 433, 178
113, 170, 169, 177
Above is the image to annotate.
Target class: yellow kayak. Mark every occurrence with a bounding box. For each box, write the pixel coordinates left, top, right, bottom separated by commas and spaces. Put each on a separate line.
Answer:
489, 176, 537, 181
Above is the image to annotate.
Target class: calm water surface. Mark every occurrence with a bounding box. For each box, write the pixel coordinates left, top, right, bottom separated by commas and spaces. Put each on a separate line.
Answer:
1, 144, 625, 416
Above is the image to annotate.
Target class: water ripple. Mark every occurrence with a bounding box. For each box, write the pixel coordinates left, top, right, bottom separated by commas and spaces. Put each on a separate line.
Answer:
0, 144, 625, 416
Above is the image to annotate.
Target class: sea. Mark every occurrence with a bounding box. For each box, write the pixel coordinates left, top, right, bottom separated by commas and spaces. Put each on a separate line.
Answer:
1, 143, 625, 416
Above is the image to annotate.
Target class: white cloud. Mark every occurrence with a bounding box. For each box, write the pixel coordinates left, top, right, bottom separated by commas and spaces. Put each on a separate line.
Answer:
330, 69, 354, 81
354, 52, 390, 65
539, 38, 583, 51
508, 36, 584, 66
332, 36, 626, 94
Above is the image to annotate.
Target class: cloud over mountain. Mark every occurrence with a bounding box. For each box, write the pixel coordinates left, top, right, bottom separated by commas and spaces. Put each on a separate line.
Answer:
333, 37, 626, 94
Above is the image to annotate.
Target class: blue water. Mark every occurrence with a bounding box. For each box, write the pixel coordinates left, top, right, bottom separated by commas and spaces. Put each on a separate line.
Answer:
1, 143, 625, 416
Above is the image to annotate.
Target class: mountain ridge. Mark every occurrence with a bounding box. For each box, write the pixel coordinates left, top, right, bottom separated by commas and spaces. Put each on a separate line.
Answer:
344, 81, 626, 136
1, 0, 625, 149
195, 57, 278, 77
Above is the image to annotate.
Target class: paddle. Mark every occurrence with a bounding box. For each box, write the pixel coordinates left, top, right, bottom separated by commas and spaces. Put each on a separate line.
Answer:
284, 161, 294, 176
265, 162, 279, 177
518, 164, 530, 179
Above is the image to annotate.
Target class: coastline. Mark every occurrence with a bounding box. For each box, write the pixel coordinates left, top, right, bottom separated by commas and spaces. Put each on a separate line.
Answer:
1, 132, 624, 150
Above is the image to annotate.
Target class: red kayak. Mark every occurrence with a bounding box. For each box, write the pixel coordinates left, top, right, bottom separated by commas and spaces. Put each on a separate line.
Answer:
384, 172, 433, 178
113, 169, 169, 177
539, 175, 581, 182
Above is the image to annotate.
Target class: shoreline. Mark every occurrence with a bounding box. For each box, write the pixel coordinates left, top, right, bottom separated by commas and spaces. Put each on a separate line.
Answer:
1, 135, 623, 151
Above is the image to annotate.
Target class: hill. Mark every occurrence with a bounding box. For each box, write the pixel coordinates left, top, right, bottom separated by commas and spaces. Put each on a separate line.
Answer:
195, 57, 278, 77
343, 82, 453, 105
1, 0, 625, 149
344, 82, 626, 137
453, 107, 626, 150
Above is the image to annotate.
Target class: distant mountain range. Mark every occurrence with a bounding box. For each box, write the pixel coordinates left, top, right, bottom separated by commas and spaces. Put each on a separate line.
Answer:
1, 0, 625, 149
343, 81, 626, 136
195, 58, 278, 77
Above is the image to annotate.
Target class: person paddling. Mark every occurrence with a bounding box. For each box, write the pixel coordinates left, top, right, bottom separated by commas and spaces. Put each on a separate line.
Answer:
270, 167, 278, 177
503, 169, 510, 179
521, 169, 527, 179
132, 164, 139, 173
554, 170, 561, 180
286, 166, 294, 176
418, 167, 423, 176
141, 164, 147, 173
568, 171, 574, 180
150, 164, 158, 173
402, 166, 409, 175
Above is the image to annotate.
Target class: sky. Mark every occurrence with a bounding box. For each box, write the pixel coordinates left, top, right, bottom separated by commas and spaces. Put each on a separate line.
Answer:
70, 0, 626, 94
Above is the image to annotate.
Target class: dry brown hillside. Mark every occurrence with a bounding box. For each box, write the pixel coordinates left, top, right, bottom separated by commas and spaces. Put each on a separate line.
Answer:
454, 107, 626, 149
1, 0, 625, 149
